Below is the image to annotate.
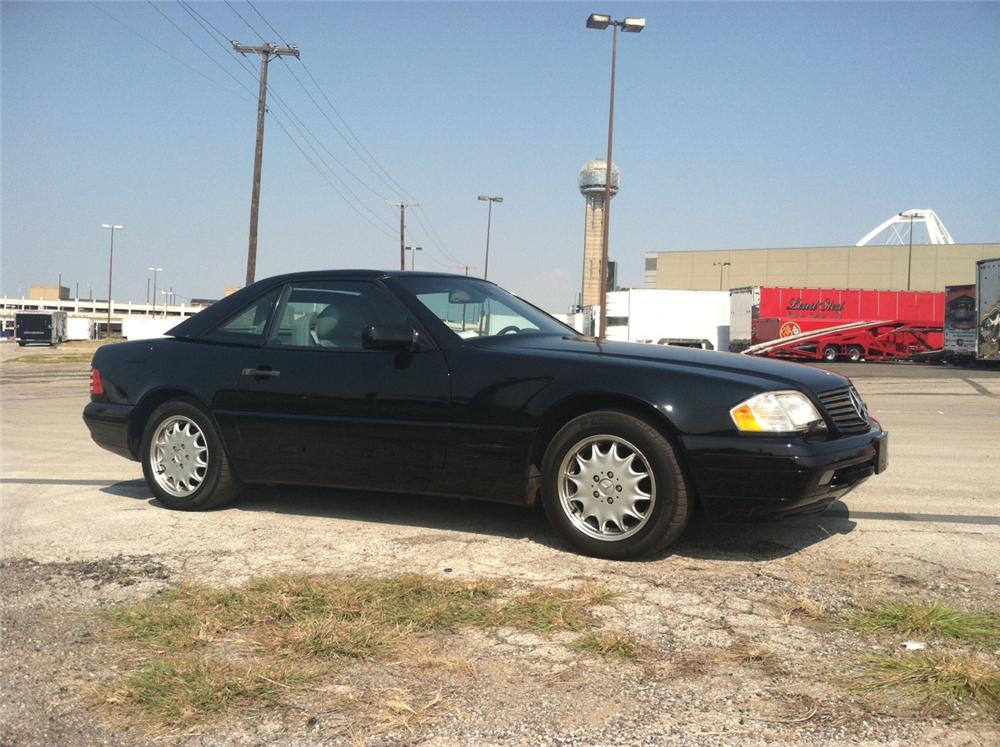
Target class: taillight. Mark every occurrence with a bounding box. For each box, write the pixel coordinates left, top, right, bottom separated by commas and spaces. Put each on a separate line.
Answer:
90, 368, 105, 397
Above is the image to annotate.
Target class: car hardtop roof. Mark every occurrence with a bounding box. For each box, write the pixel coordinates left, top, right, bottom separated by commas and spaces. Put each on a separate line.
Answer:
263, 269, 488, 282
166, 269, 494, 338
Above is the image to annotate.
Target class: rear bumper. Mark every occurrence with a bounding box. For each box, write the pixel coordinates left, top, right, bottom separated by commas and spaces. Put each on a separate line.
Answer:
679, 424, 887, 520
83, 401, 136, 460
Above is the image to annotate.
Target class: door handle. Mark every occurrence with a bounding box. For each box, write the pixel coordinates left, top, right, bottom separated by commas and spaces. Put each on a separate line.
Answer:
242, 368, 281, 379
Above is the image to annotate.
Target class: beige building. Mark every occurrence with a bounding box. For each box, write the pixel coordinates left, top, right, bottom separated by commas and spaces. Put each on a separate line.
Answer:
644, 243, 1000, 292
29, 284, 70, 300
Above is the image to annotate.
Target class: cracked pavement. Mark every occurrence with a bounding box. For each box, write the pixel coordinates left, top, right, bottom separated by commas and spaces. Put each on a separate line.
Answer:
2, 345, 998, 745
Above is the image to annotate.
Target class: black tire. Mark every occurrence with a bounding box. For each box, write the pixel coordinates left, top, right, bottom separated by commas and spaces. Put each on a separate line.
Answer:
140, 398, 239, 510
540, 410, 690, 559
847, 345, 864, 362
822, 345, 838, 362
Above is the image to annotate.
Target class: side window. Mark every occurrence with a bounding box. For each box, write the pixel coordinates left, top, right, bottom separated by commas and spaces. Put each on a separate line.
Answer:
209, 288, 281, 342
267, 280, 412, 350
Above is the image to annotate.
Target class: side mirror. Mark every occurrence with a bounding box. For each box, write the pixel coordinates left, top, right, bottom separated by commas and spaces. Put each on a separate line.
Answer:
363, 325, 418, 352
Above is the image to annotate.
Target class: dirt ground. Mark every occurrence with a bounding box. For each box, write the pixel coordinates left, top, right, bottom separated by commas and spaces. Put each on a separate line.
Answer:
2, 342, 999, 745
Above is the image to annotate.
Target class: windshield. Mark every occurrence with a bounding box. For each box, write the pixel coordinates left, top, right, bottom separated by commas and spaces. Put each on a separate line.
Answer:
392, 276, 572, 340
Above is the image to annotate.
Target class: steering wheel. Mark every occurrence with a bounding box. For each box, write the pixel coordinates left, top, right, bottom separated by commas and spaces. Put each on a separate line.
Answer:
496, 325, 521, 336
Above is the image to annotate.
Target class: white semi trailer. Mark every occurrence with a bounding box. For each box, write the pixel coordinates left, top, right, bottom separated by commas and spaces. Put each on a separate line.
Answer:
601, 289, 731, 351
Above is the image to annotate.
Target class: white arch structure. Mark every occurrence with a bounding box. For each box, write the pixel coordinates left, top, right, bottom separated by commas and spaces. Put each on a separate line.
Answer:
856, 209, 956, 246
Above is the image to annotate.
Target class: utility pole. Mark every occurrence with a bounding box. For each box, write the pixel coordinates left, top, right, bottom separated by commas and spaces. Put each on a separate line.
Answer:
457, 264, 476, 276
101, 224, 123, 338
232, 41, 300, 287
386, 201, 419, 271
405, 246, 422, 271
477, 195, 503, 280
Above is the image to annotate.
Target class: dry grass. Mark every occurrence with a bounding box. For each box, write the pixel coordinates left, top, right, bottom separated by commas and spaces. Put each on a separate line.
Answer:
572, 631, 643, 660
776, 594, 827, 623
859, 652, 1000, 719
102, 574, 618, 729
14, 338, 119, 364
844, 600, 1000, 645
726, 641, 781, 672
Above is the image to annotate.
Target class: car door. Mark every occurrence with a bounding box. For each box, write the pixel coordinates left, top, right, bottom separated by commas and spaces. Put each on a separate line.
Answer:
233, 278, 452, 494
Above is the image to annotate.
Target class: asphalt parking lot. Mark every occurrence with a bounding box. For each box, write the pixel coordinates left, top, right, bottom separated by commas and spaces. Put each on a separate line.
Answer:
2, 342, 999, 746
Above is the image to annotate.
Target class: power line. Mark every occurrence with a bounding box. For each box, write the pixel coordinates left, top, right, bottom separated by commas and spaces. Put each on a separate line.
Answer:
235, 1, 472, 269
246, 0, 291, 47
146, 1, 258, 100
88, 1, 248, 102
268, 113, 396, 240
170, 1, 397, 240
276, 58, 392, 201
224, 0, 266, 41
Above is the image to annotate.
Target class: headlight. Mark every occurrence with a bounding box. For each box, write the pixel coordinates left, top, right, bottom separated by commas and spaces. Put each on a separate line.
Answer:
730, 391, 825, 433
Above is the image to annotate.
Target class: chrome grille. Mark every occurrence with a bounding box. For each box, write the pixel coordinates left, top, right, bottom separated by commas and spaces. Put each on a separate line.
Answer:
817, 386, 870, 434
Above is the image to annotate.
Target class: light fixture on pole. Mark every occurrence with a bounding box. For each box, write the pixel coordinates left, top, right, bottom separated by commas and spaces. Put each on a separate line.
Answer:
477, 195, 503, 280
101, 224, 123, 338
587, 12, 644, 340
713, 261, 732, 291
404, 246, 422, 271
148, 267, 163, 317
898, 210, 916, 291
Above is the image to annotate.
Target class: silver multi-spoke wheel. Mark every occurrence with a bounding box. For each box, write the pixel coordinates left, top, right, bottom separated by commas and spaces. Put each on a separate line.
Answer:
149, 415, 209, 498
558, 435, 656, 542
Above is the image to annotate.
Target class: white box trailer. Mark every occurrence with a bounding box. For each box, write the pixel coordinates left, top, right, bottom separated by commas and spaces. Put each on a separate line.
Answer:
66, 316, 94, 341
729, 287, 760, 351
121, 317, 177, 341
601, 289, 731, 351
977, 258, 1000, 362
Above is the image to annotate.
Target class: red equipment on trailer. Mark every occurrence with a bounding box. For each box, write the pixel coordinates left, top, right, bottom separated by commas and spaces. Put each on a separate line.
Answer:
743, 319, 944, 361
731, 286, 944, 361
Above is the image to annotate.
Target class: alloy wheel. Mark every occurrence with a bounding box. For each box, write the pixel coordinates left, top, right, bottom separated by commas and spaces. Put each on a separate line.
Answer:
557, 435, 656, 541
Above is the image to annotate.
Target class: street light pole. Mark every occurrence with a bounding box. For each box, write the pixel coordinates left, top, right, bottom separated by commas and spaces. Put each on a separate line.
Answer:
713, 261, 731, 291
148, 267, 163, 317
897, 210, 917, 290
405, 246, 422, 271
101, 224, 123, 338
478, 195, 503, 280
587, 13, 644, 340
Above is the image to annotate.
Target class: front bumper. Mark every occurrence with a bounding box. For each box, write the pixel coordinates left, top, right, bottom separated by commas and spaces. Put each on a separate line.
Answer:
83, 401, 136, 460
679, 423, 887, 520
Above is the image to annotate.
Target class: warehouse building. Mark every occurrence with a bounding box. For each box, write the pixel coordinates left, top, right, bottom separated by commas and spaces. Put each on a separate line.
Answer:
644, 243, 1000, 292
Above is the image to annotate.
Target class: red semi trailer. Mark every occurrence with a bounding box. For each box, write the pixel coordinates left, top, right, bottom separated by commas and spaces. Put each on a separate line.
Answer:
730, 286, 944, 361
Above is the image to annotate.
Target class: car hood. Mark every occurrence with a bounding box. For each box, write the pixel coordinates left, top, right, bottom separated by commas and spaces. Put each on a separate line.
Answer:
474, 334, 849, 393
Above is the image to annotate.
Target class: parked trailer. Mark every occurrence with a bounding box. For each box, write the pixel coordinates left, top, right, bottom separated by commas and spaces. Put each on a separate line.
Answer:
729, 286, 944, 356
66, 316, 94, 341
603, 288, 731, 351
744, 319, 943, 362
977, 259, 1000, 362
15, 311, 67, 346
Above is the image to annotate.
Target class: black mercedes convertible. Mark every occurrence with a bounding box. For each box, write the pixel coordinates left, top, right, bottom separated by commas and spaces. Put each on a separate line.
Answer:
84, 270, 887, 559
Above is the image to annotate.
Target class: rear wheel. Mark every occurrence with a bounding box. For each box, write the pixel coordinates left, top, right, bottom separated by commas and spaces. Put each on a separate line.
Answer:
541, 410, 689, 559
847, 345, 864, 362
140, 398, 239, 510
822, 345, 838, 362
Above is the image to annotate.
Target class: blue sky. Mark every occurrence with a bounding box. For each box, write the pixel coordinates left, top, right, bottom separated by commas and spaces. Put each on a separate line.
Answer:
3, 1, 998, 311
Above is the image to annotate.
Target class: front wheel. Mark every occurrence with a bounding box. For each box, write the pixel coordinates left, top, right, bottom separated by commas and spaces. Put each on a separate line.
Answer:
140, 398, 239, 510
540, 410, 690, 559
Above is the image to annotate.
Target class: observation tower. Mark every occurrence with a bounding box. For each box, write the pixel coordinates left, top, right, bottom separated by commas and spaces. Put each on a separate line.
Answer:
578, 159, 620, 307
